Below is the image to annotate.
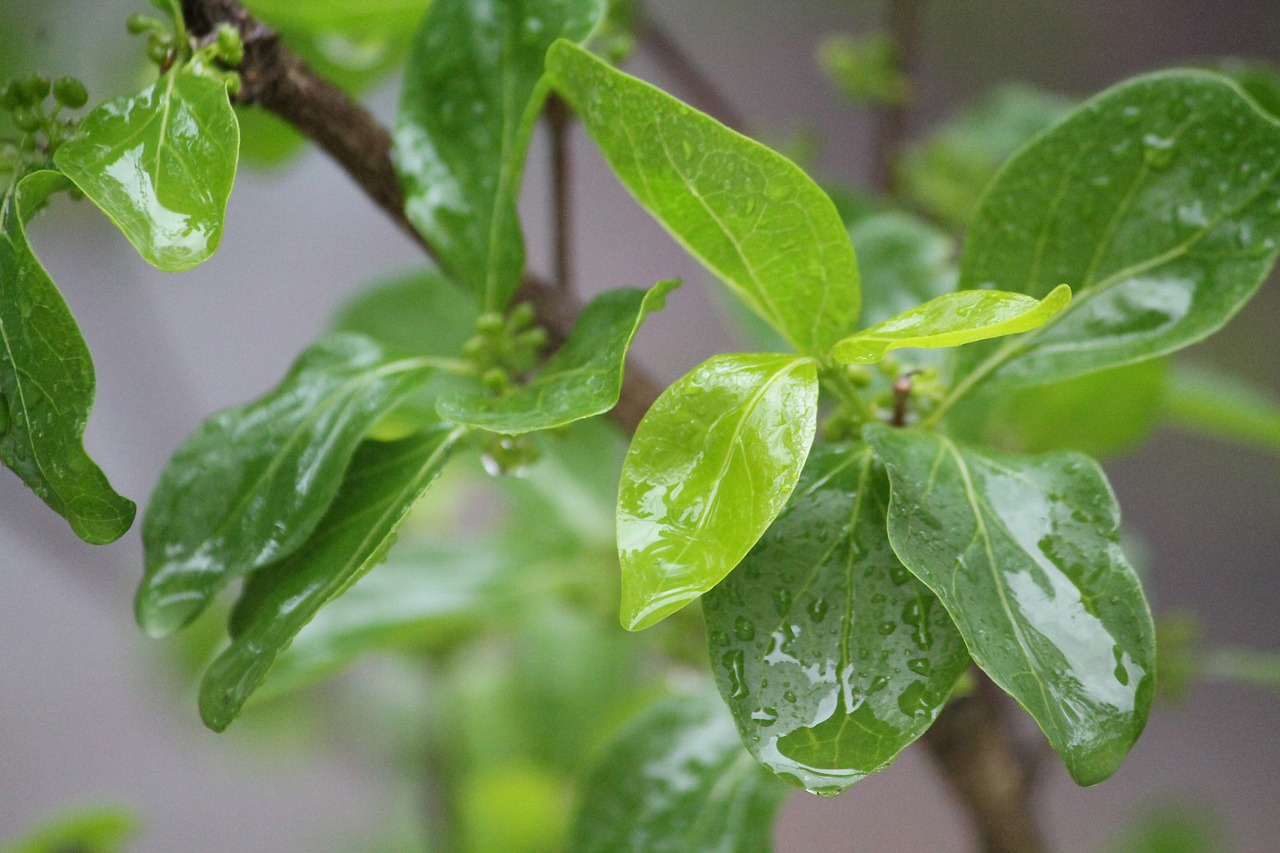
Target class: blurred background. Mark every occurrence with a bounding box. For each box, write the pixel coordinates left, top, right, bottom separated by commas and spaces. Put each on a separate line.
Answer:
0, 0, 1276, 850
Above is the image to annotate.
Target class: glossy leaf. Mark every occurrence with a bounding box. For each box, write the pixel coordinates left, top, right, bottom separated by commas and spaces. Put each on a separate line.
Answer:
54, 67, 239, 271
202, 426, 464, 730
703, 443, 969, 794
864, 425, 1156, 785
618, 353, 819, 631
850, 211, 957, 328
395, 0, 604, 309
0, 170, 135, 544
950, 72, 1280, 399
439, 279, 677, 433
832, 284, 1070, 365
548, 40, 861, 355
138, 334, 434, 637
1164, 362, 1280, 455
568, 691, 790, 853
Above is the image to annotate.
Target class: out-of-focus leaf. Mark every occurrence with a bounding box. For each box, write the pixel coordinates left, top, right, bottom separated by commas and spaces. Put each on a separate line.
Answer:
0, 170, 135, 544
55, 68, 239, 271
1164, 362, 1280, 455
568, 691, 790, 853
865, 425, 1156, 786
1205, 647, 1280, 693
703, 444, 969, 794
458, 764, 570, 853
395, 0, 604, 309
138, 334, 434, 637
549, 40, 861, 355
3, 805, 137, 853
439, 280, 676, 433
617, 354, 819, 631
816, 32, 908, 106
201, 426, 465, 730
850, 211, 957, 328
1104, 802, 1231, 853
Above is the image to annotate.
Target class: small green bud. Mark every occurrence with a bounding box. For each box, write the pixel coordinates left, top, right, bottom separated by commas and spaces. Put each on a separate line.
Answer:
216, 25, 245, 66
475, 312, 505, 335
481, 368, 510, 394
508, 301, 536, 330
147, 38, 172, 66
515, 327, 548, 352
52, 77, 88, 109
127, 13, 160, 34
11, 107, 41, 133
844, 364, 873, 388
1, 81, 25, 111
18, 75, 50, 104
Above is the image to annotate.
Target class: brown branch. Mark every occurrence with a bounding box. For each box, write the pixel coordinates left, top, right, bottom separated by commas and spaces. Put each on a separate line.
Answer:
872, 0, 924, 193
180, 0, 662, 434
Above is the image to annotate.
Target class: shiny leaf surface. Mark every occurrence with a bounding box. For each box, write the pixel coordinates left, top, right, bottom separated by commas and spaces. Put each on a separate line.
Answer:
439, 279, 676, 433
864, 425, 1156, 785
703, 443, 969, 794
618, 353, 819, 630
832, 284, 1070, 365
548, 40, 860, 355
55, 68, 239, 271
950, 72, 1280, 399
0, 170, 135, 544
138, 334, 434, 637
568, 691, 790, 853
1164, 362, 1280, 455
201, 426, 465, 730
850, 211, 957, 328
395, 0, 604, 309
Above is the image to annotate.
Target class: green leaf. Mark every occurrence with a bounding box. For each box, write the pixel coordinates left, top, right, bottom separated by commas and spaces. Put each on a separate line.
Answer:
618, 353, 819, 631
1104, 802, 1231, 853
568, 691, 790, 853
1164, 362, 1280, 455
54, 67, 239, 271
137, 334, 434, 638
0, 170, 135, 544
1208, 58, 1280, 121
201, 426, 464, 730
244, 0, 430, 32
439, 279, 677, 433
816, 32, 908, 106
850, 211, 957, 328
947, 72, 1280, 404
331, 267, 478, 359
864, 425, 1156, 785
832, 284, 1070, 365
395, 0, 605, 309
702, 443, 969, 794
1205, 646, 1280, 693
3, 806, 138, 853
548, 40, 860, 355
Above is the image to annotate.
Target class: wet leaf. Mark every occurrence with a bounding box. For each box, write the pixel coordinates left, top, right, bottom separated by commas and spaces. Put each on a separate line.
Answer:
864, 424, 1156, 785
832, 284, 1070, 364
201, 426, 465, 730
850, 211, 957, 328
1164, 362, 1280, 455
0, 170, 135, 544
950, 72, 1280, 400
618, 353, 818, 631
55, 67, 239, 271
439, 279, 676, 433
568, 691, 790, 853
138, 334, 434, 637
548, 40, 860, 355
395, 0, 604, 309
703, 443, 969, 794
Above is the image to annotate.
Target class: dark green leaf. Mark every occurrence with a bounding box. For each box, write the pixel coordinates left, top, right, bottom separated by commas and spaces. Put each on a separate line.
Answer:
395, 0, 605, 310
568, 691, 790, 853
201, 426, 465, 730
703, 443, 969, 794
548, 40, 861, 355
1164, 362, 1280, 455
439, 279, 677, 433
0, 170, 135, 544
850, 211, 956, 328
3, 806, 137, 853
618, 353, 819, 630
54, 68, 239, 271
947, 72, 1280, 406
864, 424, 1156, 785
832, 285, 1070, 364
137, 334, 434, 637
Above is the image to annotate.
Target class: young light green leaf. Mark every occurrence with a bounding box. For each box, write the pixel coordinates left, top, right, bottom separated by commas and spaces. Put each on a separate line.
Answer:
137, 334, 434, 638
864, 425, 1156, 786
54, 68, 239, 271
438, 279, 677, 433
395, 0, 605, 309
850, 211, 957, 328
201, 426, 465, 730
816, 32, 909, 106
832, 284, 1070, 365
568, 691, 790, 853
548, 40, 860, 355
1164, 362, 1280, 455
946, 72, 1280, 406
618, 353, 818, 631
4, 805, 138, 853
0, 170, 135, 544
703, 444, 969, 794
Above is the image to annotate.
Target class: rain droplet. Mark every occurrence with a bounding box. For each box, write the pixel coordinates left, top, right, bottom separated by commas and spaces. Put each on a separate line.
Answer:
1141, 134, 1176, 170
734, 616, 756, 642
907, 657, 931, 675
752, 706, 779, 726
877, 621, 896, 636
721, 649, 747, 698
783, 690, 797, 703
772, 587, 792, 616
807, 597, 829, 623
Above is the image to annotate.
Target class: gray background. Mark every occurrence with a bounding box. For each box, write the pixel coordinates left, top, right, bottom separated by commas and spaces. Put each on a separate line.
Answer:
1, 1, 1277, 851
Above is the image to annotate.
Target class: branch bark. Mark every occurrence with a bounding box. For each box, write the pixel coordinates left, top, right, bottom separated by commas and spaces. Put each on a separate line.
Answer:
871, 0, 924, 193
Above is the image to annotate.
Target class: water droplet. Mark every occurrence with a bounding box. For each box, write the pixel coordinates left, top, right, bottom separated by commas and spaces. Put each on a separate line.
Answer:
783, 690, 797, 703
907, 657, 931, 675
1141, 134, 1176, 170
890, 567, 911, 585
877, 621, 896, 636
807, 597, 829, 623
721, 649, 747, 698
734, 616, 756, 642
752, 706, 779, 726
772, 587, 792, 616
868, 675, 890, 694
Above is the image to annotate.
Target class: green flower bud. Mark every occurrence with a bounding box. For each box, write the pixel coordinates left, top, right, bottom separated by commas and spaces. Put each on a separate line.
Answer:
18, 75, 50, 104
11, 107, 41, 133
508, 301, 536, 330
481, 367, 510, 394
0, 82, 25, 111
127, 13, 160, 34
475, 312, 505, 335
216, 25, 245, 66
52, 77, 88, 109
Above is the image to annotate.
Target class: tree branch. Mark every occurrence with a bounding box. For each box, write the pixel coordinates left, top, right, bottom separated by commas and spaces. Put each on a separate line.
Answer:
871, 0, 924, 193
180, 0, 661, 434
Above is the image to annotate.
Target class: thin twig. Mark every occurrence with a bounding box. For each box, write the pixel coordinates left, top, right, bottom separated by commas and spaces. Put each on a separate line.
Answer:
638, 14, 747, 131
871, 0, 924, 193
545, 94, 574, 292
